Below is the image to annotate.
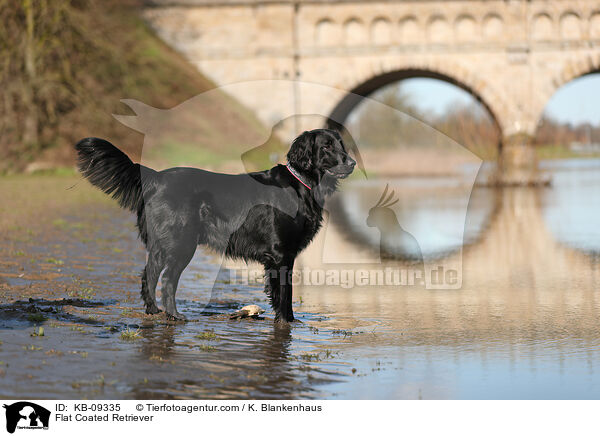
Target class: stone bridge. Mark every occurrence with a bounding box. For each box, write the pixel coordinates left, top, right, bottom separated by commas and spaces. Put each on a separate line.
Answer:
142, 0, 600, 183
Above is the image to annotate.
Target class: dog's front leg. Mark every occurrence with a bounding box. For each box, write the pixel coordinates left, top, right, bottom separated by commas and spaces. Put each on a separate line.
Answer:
276, 259, 295, 323
264, 267, 280, 314
263, 253, 295, 323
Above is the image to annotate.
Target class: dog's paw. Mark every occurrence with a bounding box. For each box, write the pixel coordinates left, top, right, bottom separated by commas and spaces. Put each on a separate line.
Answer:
166, 311, 187, 322
145, 305, 162, 315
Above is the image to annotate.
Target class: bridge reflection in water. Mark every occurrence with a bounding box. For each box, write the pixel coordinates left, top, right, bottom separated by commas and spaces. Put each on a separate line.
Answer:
294, 158, 600, 399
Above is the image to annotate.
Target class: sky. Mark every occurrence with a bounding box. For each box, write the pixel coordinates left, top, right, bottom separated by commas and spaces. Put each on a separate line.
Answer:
402, 75, 600, 126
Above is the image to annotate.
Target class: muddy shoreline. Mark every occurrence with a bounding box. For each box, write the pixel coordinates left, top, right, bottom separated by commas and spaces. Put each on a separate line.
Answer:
0, 175, 355, 399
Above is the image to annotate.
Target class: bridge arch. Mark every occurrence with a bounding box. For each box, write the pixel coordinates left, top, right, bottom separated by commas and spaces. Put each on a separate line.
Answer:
427, 15, 452, 43
455, 14, 478, 42
559, 11, 582, 39
371, 17, 393, 45
315, 18, 339, 46
327, 64, 505, 140
343, 17, 367, 45
482, 13, 503, 40
532, 12, 554, 41
399, 15, 421, 43
538, 54, 600, 129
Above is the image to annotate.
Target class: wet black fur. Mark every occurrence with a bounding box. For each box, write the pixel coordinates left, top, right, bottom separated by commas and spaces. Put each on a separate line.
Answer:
75, 130, 355, 322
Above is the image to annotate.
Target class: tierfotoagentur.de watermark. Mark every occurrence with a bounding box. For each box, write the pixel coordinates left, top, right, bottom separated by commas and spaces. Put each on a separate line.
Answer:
227, 265, 460, 289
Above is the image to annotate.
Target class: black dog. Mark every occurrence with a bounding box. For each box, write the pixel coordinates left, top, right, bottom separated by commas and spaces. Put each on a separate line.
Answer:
75, 129, 355, 322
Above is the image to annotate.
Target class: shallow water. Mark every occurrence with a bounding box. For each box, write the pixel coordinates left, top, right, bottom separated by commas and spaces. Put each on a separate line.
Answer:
1, 159, 599, 399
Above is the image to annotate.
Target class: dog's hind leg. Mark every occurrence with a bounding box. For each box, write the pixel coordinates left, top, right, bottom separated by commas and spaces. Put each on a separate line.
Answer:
161, 236, 197, 321
141, 248, 164, 314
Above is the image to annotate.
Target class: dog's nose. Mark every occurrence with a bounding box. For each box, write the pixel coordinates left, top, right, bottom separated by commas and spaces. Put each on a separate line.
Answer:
346, 156, 356, 167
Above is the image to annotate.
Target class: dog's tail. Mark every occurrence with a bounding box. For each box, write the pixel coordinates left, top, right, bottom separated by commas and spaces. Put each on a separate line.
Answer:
75, 137, 155, 213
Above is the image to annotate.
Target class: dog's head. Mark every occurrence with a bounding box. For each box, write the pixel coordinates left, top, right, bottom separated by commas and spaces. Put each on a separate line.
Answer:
287, 129, 356, 180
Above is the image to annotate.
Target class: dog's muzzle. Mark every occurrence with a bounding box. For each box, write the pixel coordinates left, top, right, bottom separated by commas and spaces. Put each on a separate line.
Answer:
326, 157, 356, 178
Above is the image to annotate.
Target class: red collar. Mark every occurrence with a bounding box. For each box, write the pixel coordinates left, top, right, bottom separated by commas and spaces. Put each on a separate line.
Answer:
286, 163, 311, 190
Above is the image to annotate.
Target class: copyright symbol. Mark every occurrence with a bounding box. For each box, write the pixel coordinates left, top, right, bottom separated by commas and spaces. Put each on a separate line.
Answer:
136, 404, 143, 411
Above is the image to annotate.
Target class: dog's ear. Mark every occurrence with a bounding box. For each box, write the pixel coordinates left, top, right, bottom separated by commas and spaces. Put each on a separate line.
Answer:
287, 130, 314, 172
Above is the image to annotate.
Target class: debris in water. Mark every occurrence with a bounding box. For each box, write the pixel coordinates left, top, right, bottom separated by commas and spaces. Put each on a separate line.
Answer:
229, 305, 265, 320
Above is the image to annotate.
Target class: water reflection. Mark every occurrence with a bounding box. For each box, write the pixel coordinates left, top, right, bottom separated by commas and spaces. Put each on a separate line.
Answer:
291, 159, 600, 398
328, 177, 498, 261
128, 319, 347, 400
540, 159, 600, 256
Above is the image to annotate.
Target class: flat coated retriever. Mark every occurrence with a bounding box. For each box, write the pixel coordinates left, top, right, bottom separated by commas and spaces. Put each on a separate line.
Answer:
75, 129, 355, 322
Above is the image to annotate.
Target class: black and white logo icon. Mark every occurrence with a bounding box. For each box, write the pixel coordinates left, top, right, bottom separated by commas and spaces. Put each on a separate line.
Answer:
3, 402, 50, 434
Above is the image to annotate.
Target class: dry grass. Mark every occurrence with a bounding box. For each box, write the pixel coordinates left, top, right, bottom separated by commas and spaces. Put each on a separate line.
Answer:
0, 0, 275, 173
120, 328, 141, 341
360, 147, 482, 177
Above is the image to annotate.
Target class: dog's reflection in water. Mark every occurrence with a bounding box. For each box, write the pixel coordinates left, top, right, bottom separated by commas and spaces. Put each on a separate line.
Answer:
133, 322, 320, 399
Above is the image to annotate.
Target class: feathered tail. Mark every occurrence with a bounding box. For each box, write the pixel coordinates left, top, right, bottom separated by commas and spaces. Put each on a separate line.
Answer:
74, 137, 155, 213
